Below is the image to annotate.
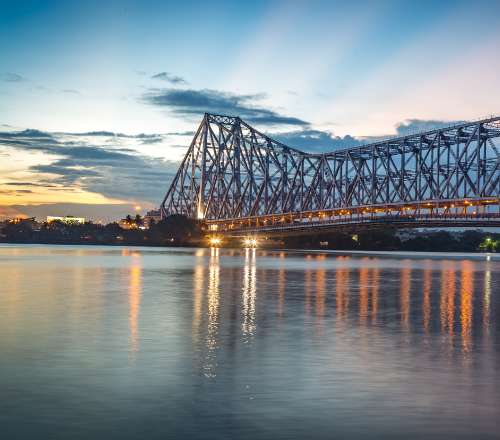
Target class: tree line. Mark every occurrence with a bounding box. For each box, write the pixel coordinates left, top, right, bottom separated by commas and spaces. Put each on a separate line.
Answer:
0, 214, 202, 246
1, 215, 498, 252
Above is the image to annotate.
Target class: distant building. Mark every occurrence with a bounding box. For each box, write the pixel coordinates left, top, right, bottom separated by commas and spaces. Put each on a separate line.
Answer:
144, 209, 161, 228
47, 215, 85, 224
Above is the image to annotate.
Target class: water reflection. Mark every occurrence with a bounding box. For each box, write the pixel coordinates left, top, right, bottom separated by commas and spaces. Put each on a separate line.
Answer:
1, 246, 500, 440
192, 253, 204, 344
422, 262, 432, 334
335, 257, 350, 324
205, 247, 220, 378
242, 248, 257, 341
400, 264, 412, 331
359, 263, 369, 325
440, 261, 456, 337
371, 266, 379, 324
128, 255, 142, 358
278, 252, 286, 318
483, 261, 491, 335
305, 255, 312, 317
460, 261, 474, 356
315, 256, 326, 324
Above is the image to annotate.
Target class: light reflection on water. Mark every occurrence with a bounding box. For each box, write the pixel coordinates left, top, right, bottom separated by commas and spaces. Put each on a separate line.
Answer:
205, 247, 220, 378
242, 248, 257, 342
0, 244, 499, 439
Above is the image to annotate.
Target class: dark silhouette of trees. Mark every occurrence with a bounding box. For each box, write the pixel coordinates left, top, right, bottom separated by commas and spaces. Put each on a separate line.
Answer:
1, 214, 498, 251
148, 214, 202, 245
134, 214, 143, 227
1, 220, 34, 242
0, 214, 202, 246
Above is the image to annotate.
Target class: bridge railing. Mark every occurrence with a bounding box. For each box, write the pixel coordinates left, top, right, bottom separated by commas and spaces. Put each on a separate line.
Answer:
204, 197, 499, 234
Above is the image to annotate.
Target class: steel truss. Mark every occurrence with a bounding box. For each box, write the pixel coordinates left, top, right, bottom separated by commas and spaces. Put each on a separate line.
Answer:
161, 113, 500, 233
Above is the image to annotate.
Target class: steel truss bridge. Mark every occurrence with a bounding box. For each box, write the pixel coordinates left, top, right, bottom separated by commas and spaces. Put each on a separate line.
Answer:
161, 113, 500, 237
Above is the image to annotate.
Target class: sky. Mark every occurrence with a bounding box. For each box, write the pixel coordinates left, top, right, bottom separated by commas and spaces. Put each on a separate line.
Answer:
1, 0, 499, 221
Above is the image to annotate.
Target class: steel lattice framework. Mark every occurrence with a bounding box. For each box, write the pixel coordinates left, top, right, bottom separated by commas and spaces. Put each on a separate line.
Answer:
161, 113, 500, 234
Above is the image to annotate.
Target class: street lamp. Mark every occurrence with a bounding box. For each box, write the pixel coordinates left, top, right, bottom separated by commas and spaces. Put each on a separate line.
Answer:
243, 237, 258, 248
209, 237, 222, 247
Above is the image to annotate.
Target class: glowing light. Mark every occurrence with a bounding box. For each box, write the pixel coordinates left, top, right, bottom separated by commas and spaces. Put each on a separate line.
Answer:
243, 237, 258, 248
209, 237, 222, 247
134, 205, 141, 211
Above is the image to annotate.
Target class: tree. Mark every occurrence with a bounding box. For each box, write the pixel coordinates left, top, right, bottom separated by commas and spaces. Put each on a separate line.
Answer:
479, 237, 498, 252
148, 214, 202, 245
1, 220, 34, 242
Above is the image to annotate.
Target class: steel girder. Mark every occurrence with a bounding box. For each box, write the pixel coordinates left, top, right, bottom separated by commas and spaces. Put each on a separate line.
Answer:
161, 113, 500, 221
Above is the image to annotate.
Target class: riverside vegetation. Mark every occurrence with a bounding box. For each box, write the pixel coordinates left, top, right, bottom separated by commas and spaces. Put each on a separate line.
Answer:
1, 214, 498, 252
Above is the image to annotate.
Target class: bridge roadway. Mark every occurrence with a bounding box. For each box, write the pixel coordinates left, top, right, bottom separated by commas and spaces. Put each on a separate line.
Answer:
205, 197, 500, 237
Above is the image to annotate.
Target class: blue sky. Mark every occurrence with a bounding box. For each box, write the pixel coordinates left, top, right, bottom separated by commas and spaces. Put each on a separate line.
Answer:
1, 0, 499, 220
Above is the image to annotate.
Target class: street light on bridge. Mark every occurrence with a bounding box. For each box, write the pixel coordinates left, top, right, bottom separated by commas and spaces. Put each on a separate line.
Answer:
208, 236, 222, 247
243, 237, 258, 248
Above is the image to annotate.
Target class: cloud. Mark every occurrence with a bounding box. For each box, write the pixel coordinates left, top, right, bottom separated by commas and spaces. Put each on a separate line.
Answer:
151, 72, 187, 85
0, 72, 26, 82
64, 130, 165, 145
139, 137, 164, 145
0, 189, 33, 195
270, 118, 467, 153
272, 129, 361, 153
62, 89, 80, 94
395, 119, 465, 136
4, 182, 58, 188
2, 128, 53, 138
143, 88, 309, 127
0, 129, 179, 204
165, 130, 196, 136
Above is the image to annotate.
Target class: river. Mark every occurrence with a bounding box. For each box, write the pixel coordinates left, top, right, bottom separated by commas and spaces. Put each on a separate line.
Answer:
0, 244, 499, 439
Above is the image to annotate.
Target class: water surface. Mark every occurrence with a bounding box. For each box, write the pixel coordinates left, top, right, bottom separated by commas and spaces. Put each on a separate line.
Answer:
0, 245, 499, 439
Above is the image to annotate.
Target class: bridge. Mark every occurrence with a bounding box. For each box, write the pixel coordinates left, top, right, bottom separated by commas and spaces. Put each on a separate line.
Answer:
161, 113, 500, 238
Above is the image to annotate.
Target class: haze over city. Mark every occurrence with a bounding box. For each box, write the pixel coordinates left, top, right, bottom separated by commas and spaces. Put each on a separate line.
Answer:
1, 0, 499, 221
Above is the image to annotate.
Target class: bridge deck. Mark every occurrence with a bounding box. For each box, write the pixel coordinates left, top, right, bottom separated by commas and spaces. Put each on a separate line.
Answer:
205, 197, 499, 237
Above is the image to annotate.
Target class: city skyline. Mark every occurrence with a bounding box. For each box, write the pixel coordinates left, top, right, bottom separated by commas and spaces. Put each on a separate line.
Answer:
1, 0, 500, 220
